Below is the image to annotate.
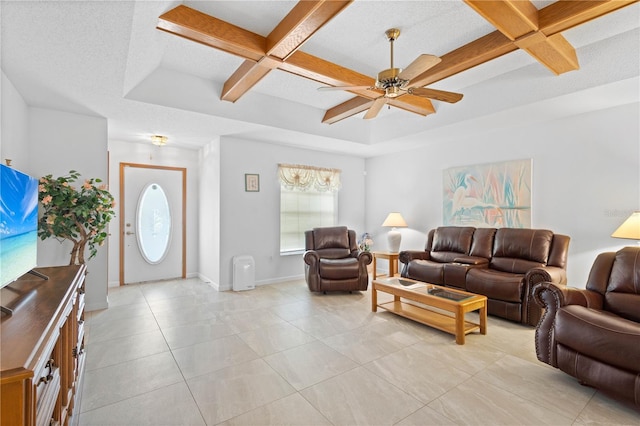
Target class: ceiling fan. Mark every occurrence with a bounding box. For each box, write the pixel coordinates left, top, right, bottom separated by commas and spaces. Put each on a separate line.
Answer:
319, 28, 464, 119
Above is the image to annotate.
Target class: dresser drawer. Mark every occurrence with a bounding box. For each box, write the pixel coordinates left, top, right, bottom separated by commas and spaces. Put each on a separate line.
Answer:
34, 358, 60, 426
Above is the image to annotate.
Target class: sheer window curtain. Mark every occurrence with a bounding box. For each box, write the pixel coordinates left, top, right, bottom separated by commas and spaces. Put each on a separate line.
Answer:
278, 164, 341, 253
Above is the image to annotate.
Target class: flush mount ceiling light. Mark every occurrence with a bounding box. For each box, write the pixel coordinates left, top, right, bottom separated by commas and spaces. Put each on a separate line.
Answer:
151, 135, 168, 146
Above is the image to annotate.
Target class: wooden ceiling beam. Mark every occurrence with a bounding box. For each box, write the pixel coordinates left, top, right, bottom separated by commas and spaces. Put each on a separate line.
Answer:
221, 0, 353, 102
464, 0, 539, 40
157, 5, 265, 62
267, 1, 353, 60
157, 2, 430, 121
319, 30, 515, 124
160, 0, 638, 124
221, 58, 281, 102
408, 31, 516, 92
538, 0, 639, 35
464, 0, 578, 75
322, 93, 436, 124
515, 32, 578, 75
281, 51, 379, 98
388, 95, 435, 116
322, 97, 373, 124
408, 0, 636, 92
322, 0, 638, 124
160, 2, 354, 103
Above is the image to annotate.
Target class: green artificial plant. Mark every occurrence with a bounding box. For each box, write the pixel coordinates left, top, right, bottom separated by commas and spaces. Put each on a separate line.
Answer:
38, 170, 115, 265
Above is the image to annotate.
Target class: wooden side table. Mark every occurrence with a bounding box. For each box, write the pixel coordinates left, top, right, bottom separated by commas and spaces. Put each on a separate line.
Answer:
372, 251, 400, 279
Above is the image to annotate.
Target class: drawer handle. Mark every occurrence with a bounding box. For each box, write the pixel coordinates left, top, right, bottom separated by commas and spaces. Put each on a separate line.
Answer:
38, 359, 55, 385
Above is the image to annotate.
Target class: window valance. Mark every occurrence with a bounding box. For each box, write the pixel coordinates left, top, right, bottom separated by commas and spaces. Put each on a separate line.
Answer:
278, 163, 341, 192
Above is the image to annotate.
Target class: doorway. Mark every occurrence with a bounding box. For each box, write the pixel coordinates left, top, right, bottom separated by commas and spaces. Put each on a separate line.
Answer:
119, 163, 186, 285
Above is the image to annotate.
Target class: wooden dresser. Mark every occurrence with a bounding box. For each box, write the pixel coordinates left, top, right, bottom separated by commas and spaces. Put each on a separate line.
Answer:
1, 265, 87, 426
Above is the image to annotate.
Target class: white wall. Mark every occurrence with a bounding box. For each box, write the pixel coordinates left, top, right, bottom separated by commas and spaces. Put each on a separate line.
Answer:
107, 140, 200, 286
28, 107, 109, 311
218, 136, 366, 290
0, 71, 29, 167
365, 102, 640, 286
198, 139, 221, 287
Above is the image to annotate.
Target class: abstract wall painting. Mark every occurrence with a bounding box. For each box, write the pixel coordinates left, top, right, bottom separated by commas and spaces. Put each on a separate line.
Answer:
443, 159, 532, 228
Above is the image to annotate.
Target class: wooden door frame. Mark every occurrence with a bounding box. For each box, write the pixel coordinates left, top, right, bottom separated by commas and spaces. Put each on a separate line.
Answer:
119, 162, 187, 285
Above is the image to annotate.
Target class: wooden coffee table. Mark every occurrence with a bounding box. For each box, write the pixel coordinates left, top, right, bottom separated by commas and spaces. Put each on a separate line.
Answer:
372, 277, 487, 344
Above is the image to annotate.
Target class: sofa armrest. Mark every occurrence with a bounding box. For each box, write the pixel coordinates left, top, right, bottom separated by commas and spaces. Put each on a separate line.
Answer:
303, 250, 321, 291
399, 250, 429, 264
525, 266, 566, 286
303, 250, 319, 265
521, 266, 568, 326
532, 282, 603, 365
357, 251, 373, 266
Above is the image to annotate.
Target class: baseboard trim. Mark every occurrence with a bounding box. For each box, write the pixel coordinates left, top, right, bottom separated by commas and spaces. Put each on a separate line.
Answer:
198, 273, 219, 290
256, 274, 304, 286
85, 300, 109, 312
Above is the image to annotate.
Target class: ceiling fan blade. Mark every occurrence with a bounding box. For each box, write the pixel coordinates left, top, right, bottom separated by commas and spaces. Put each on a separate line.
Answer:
408, 87, 463, 103
318, 85, 373, 91
363, 97, 387, 120
398, 54, 441, 82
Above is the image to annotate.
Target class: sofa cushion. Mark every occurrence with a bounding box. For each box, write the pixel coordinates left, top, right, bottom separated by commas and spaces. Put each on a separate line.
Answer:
432, 226, 474, 254
491, 228, 553, 273
320, 258, 359, 279
466, 268, 524, 303
313, 226, 349, 250
316, 248, 351, 259
556, 305, 640, 373
469, 227, 496, 259
430, 251, 467, 263
491, 258, 545, 274
404, 259, 444, 284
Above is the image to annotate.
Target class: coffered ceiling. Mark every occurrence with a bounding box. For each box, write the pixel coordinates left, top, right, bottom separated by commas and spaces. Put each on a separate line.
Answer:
1, 1, 639, 156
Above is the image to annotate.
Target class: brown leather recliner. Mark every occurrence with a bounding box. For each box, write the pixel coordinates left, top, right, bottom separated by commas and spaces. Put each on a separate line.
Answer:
303, 226, 372, 293
533, 246, 640, 406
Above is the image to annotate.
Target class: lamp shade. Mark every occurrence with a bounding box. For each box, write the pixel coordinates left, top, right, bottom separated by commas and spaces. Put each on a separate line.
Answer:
382, 212, 407, 228
611, 211, 640, 240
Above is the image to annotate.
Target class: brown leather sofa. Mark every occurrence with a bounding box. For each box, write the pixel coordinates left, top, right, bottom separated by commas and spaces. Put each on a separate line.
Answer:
533, 246, 640, 406
304, 226, 372, 293
400, 226, 570, 325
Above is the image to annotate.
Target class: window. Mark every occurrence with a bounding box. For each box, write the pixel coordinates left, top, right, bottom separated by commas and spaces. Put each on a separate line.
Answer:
278, 164, 341, 254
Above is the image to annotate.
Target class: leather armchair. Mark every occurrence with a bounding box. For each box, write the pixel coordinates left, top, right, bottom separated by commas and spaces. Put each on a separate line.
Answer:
533, 246, 640, 406
303, 226, 372, 293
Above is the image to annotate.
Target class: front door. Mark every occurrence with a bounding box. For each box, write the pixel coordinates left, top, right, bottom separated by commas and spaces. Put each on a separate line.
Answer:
119, 163, 186, 284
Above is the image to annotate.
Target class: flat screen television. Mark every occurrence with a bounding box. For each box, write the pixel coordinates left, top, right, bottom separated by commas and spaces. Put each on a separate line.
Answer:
0, 164, 39, 288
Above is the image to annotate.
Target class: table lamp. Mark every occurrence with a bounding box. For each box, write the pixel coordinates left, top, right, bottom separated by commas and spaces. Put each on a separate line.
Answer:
611, 211, 640, 243
382, 212, 407, 253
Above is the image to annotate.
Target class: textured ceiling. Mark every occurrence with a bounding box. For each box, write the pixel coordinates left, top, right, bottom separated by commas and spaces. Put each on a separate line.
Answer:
1, 1, 639, 155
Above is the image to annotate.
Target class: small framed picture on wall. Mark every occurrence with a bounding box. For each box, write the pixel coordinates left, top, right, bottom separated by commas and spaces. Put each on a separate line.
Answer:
245, 173, 260, 192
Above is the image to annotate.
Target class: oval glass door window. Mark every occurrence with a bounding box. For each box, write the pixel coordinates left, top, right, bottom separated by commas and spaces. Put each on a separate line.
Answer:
136, 183, 172, 264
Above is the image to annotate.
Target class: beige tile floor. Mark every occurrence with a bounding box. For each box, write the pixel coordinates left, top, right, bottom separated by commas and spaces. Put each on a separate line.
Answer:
79, 278, 640, 425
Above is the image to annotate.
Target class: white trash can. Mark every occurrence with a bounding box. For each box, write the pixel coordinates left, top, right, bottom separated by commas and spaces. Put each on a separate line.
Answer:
233, 255, 255, 291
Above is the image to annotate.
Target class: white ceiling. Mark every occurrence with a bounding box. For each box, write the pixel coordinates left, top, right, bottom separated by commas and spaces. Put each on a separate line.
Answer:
2, 1, 639, 156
